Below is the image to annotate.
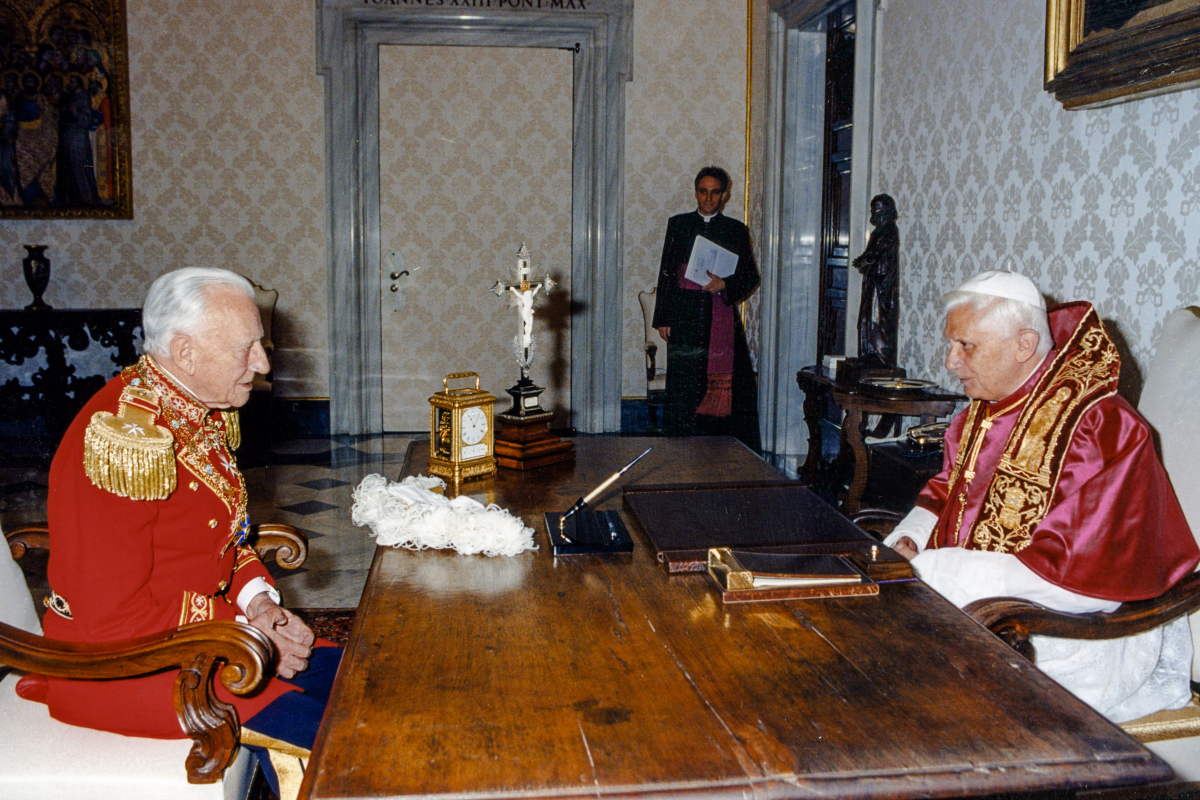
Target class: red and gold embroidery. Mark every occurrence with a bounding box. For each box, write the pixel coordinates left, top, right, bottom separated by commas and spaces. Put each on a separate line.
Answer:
124, 358, 249, 547
180, 590, 215, 625
968, 304, 1120, 553
233, 545, 261, 573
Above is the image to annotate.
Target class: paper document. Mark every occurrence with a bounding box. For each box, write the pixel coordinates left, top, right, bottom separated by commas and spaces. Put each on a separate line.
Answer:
684, 235, 738, 285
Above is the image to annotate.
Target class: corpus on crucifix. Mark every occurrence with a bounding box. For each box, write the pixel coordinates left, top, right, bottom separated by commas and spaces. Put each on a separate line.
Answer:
491, 243, 555, 383
488, 243, 574, 471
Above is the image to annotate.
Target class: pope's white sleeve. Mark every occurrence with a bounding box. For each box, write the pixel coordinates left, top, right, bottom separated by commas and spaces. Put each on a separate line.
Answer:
910, 548, 1119, 613
881, 506, 938, 552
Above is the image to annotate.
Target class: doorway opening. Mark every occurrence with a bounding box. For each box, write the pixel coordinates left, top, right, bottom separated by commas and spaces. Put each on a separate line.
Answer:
316, 2, 633, 435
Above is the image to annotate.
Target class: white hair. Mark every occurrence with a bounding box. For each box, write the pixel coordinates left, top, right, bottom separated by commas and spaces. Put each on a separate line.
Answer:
943, 290, 1054, 357
142, 268, 254, 358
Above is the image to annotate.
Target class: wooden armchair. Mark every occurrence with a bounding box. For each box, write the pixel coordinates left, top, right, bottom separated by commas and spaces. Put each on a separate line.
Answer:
0, 522, 308, 795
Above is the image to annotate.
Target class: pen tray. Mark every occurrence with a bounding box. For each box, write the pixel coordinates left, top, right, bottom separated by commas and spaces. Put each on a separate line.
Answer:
544, 510, 633, 556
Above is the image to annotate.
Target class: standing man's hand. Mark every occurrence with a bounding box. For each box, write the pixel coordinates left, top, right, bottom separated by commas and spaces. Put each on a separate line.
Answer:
702, 271, 725, 293
246, 594, 315, 678
656, 326, 670, 341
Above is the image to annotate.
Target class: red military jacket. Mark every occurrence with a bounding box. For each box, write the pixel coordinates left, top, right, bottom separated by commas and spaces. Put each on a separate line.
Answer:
30, 356, 296, 738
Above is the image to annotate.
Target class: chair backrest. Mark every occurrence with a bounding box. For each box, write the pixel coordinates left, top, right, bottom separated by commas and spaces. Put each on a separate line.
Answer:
637, 289, 667, 361
1138, 306, 1200, 674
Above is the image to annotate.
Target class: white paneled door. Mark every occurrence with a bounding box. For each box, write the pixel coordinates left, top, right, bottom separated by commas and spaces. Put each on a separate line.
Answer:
377, 45, 573, 431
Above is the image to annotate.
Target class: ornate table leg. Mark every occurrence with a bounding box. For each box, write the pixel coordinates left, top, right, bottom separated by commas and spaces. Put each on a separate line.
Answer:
840, 404, 869, 515
797, 373, 825, 485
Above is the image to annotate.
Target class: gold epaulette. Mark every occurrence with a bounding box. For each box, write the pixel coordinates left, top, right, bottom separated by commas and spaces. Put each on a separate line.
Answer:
221, 409, 241, 451
83, 385, 177, 500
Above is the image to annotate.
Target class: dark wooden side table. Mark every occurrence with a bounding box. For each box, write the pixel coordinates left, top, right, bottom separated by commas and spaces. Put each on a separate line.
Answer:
796, 366, 963, 514
0, 309, 142, 443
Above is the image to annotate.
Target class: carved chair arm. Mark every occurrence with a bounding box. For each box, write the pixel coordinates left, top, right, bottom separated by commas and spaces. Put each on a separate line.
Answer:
251, 523, 308, 570
850, 508, 903, 540
6, 525, 49, 559
0, 619, 274, 783
8, 523, 308, 571
964, 570, 1200, 664
646, 342, 658, 381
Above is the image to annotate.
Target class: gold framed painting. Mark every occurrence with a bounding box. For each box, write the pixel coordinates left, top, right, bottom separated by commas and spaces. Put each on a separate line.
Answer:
1045, 0, 1200, 109
0, 0, 131, 219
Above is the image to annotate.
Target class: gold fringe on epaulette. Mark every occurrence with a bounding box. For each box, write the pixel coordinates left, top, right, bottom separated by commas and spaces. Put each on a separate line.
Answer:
84, 411, 177, 500
222, 410, 241, 451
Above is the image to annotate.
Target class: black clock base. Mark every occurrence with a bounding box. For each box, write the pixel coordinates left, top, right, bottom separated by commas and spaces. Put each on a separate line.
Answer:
544, 511, 633, 556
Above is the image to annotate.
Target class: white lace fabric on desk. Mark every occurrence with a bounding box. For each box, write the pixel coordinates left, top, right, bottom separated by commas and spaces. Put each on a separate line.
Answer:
351, 474, 537, 557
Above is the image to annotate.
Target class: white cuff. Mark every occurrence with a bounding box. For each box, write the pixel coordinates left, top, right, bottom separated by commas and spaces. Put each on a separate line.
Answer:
236, 577, 280, 616
882, 506, 938, 553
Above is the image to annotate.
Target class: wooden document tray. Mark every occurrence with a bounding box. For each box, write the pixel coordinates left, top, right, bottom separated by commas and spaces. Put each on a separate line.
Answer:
623, 481, 914, 582
707, 547, 878, 603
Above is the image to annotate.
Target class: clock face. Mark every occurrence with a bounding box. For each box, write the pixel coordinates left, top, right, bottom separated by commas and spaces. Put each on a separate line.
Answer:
461, 406, 488, 445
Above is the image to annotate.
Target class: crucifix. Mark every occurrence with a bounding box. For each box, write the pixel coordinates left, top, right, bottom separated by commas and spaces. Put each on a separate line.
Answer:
488, 244, 575, 471
491, 243, 555, 382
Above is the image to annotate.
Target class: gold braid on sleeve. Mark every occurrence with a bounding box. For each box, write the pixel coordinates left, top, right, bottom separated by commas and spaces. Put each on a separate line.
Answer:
83, 386, 178, 500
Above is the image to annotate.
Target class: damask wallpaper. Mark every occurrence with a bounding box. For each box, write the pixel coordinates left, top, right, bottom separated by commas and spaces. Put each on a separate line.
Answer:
0, 0, 752, 412
876, 0, 1200, 401
0, 0, 328, 398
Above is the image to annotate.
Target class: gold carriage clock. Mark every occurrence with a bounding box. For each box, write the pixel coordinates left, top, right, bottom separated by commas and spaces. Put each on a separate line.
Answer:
428, 372, 498, 484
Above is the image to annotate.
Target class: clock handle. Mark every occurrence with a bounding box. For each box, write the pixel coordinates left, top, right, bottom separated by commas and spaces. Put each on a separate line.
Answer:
443, 371, 481, 392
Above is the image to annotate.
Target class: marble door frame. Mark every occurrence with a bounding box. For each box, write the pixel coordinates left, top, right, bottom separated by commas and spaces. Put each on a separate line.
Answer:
758, 0, 878, 473
316, 0, 634, 435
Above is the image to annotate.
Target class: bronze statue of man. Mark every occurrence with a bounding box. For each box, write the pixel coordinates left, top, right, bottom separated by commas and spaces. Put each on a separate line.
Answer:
853, 194, 899, 366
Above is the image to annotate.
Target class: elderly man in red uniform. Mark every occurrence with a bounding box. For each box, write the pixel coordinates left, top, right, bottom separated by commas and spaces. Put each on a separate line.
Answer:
18, 268, 338, 798
884, 270, 1199, 723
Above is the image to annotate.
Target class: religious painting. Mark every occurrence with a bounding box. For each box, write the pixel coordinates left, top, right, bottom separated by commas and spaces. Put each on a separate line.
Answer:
1045, 0, 1200, 108
0, 0, 131, 219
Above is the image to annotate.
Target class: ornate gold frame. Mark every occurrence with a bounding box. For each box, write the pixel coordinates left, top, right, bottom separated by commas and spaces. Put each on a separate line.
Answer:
0, 0, 132, 219
1045, 0, 1200, 109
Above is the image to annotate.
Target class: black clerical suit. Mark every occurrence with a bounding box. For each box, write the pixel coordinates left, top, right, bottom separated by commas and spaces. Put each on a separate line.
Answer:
651, 211, 760, 450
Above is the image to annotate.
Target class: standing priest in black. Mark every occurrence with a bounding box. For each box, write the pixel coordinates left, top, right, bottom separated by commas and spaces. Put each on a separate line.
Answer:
652, 166, 760, 450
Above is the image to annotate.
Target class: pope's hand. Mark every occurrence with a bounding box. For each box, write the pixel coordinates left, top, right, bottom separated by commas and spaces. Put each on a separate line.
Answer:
891, 536, 919, 561
246, 594, 315, 678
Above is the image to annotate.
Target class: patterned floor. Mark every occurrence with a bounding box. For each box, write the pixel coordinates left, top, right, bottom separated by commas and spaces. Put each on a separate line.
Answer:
0, 434, 416, 611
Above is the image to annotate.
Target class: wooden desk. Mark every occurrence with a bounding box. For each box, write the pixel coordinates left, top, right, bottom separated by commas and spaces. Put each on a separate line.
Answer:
797, 367, 962, 513
302, 436, 1169, 800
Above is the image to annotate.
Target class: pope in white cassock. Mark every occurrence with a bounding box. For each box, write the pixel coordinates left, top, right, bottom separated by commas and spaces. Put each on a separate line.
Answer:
885, 270, 1200, 722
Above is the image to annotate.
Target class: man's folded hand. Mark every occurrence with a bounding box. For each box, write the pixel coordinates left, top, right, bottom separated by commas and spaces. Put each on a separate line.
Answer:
246, 594, 315, 679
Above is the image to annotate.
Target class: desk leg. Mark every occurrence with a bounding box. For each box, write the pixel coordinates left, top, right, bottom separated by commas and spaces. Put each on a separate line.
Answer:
841, 406, 868, 515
